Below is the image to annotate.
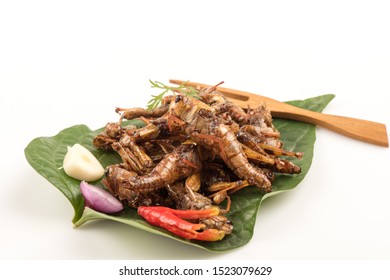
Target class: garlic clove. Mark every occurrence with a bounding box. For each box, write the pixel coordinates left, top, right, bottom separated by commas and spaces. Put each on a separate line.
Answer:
63, 143, 105, 181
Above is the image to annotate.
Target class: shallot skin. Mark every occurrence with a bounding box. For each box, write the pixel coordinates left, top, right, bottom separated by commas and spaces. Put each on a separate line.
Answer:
80, 181, 124, 214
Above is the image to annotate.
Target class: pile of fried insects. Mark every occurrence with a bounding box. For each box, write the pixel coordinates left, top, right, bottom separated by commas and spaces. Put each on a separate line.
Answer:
93, 81, 303, 241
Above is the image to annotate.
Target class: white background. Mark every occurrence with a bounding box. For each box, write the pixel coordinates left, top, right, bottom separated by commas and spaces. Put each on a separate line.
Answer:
1, 0, 390, 261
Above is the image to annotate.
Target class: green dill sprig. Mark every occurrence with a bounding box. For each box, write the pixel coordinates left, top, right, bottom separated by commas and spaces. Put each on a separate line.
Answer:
146, 80, 199, 110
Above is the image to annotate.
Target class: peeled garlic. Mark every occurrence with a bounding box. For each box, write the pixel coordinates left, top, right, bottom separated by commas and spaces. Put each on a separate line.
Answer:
63, 143, 104, 181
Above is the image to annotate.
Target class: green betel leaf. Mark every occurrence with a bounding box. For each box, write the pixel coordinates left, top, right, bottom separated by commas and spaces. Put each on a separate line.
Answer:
24, 94, 334, 252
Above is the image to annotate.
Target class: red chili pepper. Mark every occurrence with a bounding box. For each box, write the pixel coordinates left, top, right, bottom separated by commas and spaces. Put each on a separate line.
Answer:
137, 206, 225, 241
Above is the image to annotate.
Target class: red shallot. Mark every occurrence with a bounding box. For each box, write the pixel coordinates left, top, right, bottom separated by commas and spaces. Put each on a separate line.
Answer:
80, 181, 123, 214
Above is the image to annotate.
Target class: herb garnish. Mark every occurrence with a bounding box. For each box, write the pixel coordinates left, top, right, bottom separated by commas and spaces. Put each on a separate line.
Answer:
146, 80, 199, 110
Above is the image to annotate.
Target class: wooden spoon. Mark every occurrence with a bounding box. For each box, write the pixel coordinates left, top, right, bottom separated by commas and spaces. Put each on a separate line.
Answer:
169, 79, 388, 147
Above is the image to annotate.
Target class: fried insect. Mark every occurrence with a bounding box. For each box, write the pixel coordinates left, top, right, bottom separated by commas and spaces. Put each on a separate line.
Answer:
105, 144, 201, 196
103, 165, 173, 208
116, 95, 175, 121
199, 86, 248, 125
170, 94, 272, 193
244, 104, 283, 148
93, 82, 303, 241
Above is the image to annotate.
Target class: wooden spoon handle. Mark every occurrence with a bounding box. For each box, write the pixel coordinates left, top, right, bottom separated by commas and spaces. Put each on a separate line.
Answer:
273, 105, 389, 147
169, 79, 388, 147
